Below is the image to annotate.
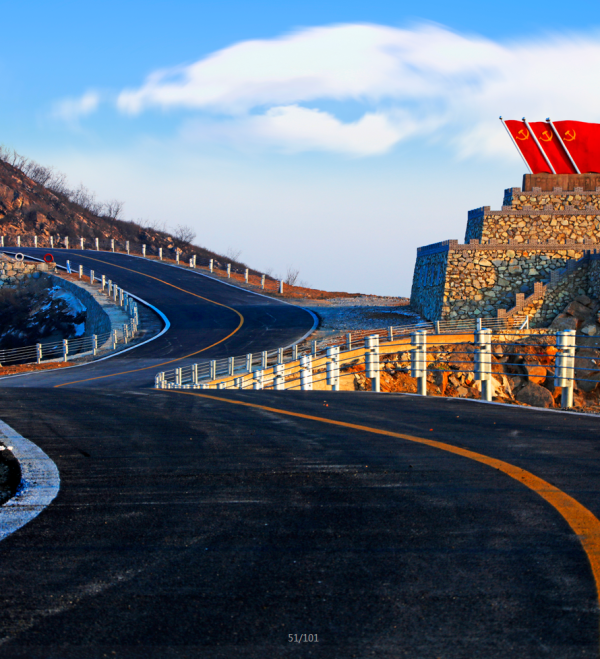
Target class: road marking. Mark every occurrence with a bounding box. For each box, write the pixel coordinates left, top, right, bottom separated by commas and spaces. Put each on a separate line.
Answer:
52, 255, 244, 387
171, 390, 600, 620
0, 419, 60, 542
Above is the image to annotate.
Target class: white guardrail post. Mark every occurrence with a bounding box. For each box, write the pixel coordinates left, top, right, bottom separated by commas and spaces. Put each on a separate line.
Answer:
209, 259, 213, 273
65, 236, 69, 249
142, 244, 146, 257
261, 274, 265, 289
300, 355, 313, 390
49, 236, 53, 248
475, 328, 492, 402
228, 357, 235, 376
245, 268, 249, 283
92, 334, 98, 356
246, 353, 252, 372
555, 329, 576, 409
80, 237, 84, 249
34, 235, 38, 247
254, 369, 264, 390
78, 265, 83, 279
36, 343, 42, 364
126, 241, 130, 255
175, 368, 182, 386
227, 264, 231, 278
111, 239, 115, 252
62, 339, 68, 362
326, 345, 340, 391
261, 351, 268, 369
210, 360, 217, 380
95, 237, 99, 250
159, 247, 162, 260
192, 364, 198, 386
274, 363, 285, 390
112, 329, 118, 349
365, 335, 380, 392
411, 330, 427, 396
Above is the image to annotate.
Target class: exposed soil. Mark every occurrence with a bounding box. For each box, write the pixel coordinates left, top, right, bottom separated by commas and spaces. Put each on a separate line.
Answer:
0, 362, 73, 377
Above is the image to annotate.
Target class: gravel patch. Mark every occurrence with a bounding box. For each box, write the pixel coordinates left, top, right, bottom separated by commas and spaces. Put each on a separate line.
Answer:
287, 296, 422, 340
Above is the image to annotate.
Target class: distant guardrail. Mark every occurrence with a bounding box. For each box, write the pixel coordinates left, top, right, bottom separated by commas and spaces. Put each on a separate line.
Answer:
154, 315, 529, 389
0, 234, 292, 295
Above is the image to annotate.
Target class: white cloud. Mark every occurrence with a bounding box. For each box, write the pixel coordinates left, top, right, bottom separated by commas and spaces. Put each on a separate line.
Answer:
113, 23, 600, 157
183, 105, 419, 155
53, 91, 100, 124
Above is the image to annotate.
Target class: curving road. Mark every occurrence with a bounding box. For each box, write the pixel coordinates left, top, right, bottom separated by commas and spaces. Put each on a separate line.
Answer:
0, 250, 598, 658
0, 248, 315, 389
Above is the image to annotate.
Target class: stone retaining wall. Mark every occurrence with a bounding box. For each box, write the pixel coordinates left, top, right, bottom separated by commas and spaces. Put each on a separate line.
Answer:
411, 244, 584, 321
0, 255, 116, 339
0, 256, 54, 284
47, 274, 112, 337
519, 267, 590, 327
465, 208, 600, 244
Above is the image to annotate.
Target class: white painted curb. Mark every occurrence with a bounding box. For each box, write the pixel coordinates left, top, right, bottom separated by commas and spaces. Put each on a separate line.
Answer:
0, 419, 60, 541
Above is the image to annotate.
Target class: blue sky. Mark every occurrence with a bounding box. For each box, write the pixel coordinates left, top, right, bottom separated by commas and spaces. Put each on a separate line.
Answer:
3, 1, 600, 294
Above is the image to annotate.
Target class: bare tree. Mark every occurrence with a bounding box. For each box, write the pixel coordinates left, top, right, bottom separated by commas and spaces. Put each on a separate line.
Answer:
285, 266, 301, 286
174, 224, 196, 244
226, 247, 242, 262
141, 218, 167, 233
103, 200, 124, 220
46, 171, 69, 196
26, 164, 53, 186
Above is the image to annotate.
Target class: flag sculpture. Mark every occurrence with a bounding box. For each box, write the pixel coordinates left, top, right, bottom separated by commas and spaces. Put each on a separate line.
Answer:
501, 118, 600, 174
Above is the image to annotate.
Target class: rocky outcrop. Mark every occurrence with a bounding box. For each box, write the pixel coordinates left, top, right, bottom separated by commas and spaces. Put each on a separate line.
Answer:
342, 332, 600, 411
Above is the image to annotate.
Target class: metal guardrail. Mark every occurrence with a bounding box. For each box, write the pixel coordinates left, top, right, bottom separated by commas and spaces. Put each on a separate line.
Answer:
0, 254, 140, 366
159, 326, 597, 411
0, 234, 288, 293
155, 315, 529, 389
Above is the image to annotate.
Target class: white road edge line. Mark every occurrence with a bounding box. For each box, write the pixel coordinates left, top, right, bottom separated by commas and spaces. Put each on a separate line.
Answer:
0, 419, 60, 542
0, 252, 171, 381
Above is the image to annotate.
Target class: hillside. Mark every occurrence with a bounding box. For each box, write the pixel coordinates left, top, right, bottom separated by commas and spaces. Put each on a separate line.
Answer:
0, 148, 242, 270
0, 148, 376, 300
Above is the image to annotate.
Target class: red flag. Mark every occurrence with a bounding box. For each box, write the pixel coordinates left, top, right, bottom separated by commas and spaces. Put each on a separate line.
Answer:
529, 122, 577, 174
504, 120, 552, 174
552, 121, 600, 173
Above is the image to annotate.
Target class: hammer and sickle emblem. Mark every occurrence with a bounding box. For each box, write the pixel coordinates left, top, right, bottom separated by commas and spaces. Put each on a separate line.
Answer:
564, 129, 576, 141
540, 130, 553, 142
515, 129, 529, 140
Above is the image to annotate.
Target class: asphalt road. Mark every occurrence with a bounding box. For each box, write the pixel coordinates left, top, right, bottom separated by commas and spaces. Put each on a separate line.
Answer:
0, 251, 598, 657
0, 248, 315, 388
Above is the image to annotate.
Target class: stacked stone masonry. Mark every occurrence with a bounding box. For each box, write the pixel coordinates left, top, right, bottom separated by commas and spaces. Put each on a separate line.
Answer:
410, 174, 600, 325
0, 256, 112, 337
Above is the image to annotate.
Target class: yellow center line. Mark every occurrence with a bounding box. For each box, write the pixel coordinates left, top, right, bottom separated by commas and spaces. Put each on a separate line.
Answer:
53, 254, 244, 387
170, 390, 600, 635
